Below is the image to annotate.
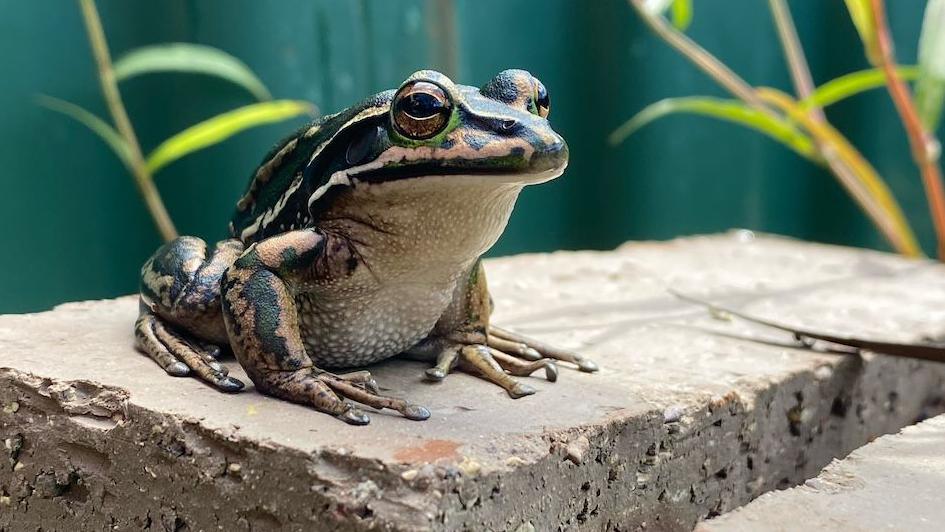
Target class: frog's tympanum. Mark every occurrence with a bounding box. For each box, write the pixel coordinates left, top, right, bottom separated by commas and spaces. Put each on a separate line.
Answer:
135, 70, 598, 425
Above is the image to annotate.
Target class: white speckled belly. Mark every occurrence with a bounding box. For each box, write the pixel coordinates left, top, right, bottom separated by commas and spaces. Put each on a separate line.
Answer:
295, 278, 458, 368
295, 177, 524, 368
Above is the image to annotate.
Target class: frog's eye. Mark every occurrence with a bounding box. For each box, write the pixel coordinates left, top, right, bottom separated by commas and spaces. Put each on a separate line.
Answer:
533, 79, 550, 119
392, 81, 452, 139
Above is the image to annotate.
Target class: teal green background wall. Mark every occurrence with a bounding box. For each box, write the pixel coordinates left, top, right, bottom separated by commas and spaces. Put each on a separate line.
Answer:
0, 0, 936, 312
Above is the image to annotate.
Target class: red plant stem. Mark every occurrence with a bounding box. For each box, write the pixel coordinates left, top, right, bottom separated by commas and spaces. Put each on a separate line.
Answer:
870, 0, 945, 259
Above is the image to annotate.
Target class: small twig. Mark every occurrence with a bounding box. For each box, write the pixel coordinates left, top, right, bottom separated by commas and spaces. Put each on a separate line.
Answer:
870, 0, 945, 259
627, 0, 777, 117
768, 0, 820, 115
670, 289, 945, 364
78, 0, 177, 242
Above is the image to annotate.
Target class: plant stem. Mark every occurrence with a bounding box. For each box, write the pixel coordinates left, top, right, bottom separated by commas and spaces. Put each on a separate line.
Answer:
767, 0, 920, 256
628, 0, 776, 116
428, 0, 459, 80
78, 0, 177, 242
628, 0, 920, 256
768, 0, 819, 113
869, 0, 945, 259
761, 88, 921, 256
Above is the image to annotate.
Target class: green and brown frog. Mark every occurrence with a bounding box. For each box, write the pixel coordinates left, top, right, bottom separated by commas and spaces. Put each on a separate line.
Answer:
134, 69, 597, 425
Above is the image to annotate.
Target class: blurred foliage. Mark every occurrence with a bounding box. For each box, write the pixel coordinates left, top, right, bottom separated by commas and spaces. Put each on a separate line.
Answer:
114, 43, 272, 101
617, 0, 945, 259
40, 1, 316, 242
801, 66, 918, 109
844, 0, 882, 65
916, 0, 945, 130
146, 100, 315, 174
609, 96, 817, 161
4, 0, 943, 313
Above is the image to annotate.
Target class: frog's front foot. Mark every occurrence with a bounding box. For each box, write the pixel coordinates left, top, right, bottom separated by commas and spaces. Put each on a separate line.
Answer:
416, 328, 597, 399
255, 368, 431, 425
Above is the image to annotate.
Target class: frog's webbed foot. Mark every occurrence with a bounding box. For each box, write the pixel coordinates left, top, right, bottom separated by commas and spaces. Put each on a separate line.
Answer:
488, 325, 599, 373
411, 329, 597, 399
134, 307, 245, 393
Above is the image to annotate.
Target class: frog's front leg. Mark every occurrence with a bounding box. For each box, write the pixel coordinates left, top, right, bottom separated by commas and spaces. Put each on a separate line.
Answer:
410, 261, 598, 398
221, 229, 430, 425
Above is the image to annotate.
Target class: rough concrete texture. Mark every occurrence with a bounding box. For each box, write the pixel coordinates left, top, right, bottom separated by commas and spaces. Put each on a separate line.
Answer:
698, 413, 945, 532
2, 233, 945, 531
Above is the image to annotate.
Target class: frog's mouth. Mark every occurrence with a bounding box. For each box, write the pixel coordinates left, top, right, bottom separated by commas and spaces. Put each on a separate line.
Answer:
308, 151, 566, 211
349, 156, 567, 186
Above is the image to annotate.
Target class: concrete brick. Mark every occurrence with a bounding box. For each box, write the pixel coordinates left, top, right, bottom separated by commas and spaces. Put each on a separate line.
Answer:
2, 233, 945, 530
698, 414, 945, 532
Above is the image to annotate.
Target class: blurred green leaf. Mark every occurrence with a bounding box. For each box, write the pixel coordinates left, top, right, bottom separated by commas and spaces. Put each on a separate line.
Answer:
760, 87, 921, 257
802, 66, 919, 110
916, 0, 945, 130
670, 0, 692, 30
146, 100, 316, 174
36, 94, 134, 172
608, 96, 818, 162
843, 0, 881, 65
114, 43, 272, 101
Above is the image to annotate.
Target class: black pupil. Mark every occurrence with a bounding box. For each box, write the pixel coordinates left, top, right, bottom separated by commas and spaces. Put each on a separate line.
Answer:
400, 91, 444, 119
536, 84, 550, 110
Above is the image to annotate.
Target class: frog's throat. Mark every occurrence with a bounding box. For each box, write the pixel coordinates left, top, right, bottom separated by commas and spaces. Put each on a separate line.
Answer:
320, 177, 527, 265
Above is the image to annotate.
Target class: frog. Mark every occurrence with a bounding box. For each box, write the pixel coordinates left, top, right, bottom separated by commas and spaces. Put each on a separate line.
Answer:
134, 69, 598, 425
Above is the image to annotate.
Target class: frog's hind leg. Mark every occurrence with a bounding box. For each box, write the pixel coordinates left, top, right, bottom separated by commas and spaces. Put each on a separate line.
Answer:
135, 236, 245, 392
134, 308, 242, 391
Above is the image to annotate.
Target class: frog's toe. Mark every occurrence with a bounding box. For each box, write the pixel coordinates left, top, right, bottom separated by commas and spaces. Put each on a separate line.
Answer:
509, 382, 537, 399
488, 325, 599, 373
489, 348, 559, 382
424, 367, 448, 381
135, 311, 244, 393
165, 361, 191, 377
337, 406, 371, 426
216, 376, 246, 393
456, 345, 543, 398
322, 374, 431, 422
336, 370, 380, 394
404, 404, 432, 421
195, 340, 223, 360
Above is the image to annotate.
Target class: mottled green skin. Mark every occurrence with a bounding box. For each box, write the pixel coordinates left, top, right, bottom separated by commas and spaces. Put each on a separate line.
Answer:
134, 70, 596, 425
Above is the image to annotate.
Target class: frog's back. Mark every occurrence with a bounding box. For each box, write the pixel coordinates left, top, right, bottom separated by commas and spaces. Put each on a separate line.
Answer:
228, 91, 394, 244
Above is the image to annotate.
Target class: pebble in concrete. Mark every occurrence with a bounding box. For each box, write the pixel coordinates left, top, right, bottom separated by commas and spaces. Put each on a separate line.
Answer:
698, 413, 945, 532
2, 233, 945, 530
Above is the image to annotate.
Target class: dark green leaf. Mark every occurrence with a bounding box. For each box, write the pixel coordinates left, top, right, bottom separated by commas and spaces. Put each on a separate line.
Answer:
36, 94, 134, 172
114, 43, 272, 101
